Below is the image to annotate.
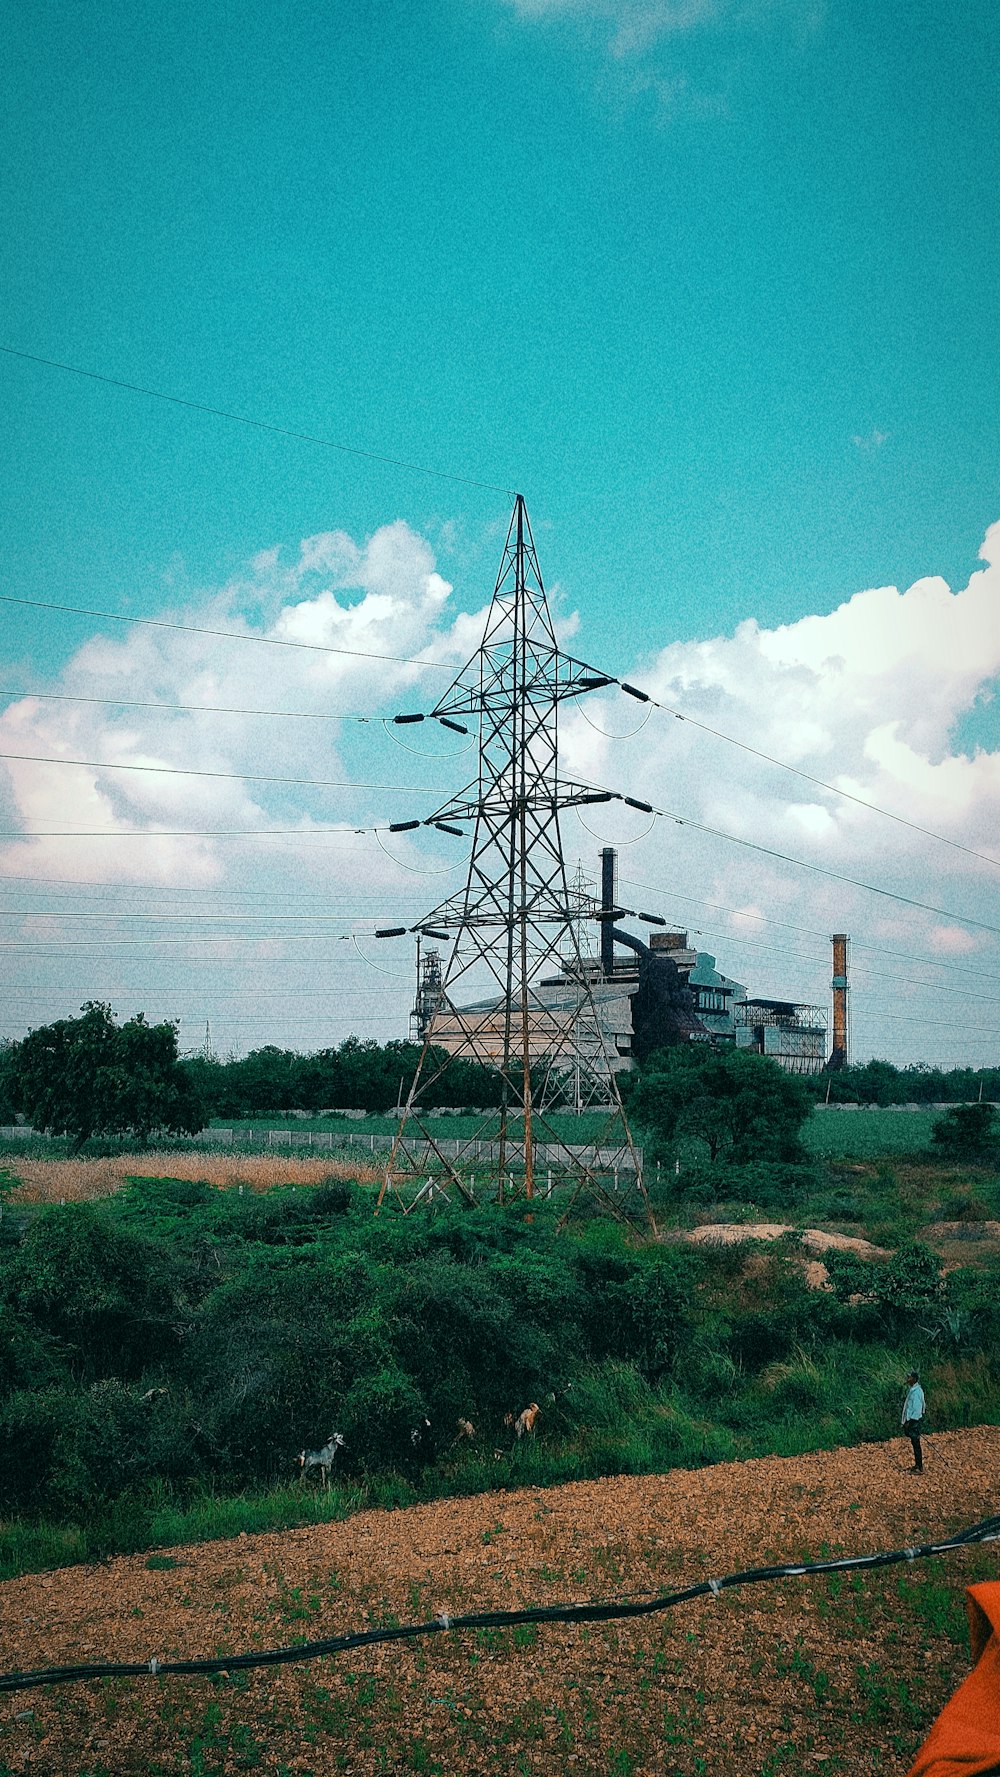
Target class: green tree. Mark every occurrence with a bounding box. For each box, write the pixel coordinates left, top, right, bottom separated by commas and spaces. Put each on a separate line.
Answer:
630, 1044, 812, 1165
7, 1002, 203, 1150
930, 1101, 998, 1161
0, 1042, 19, 1124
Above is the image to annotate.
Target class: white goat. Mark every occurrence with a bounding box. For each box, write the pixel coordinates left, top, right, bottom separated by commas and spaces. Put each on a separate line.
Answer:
297, 1432, 346, 1488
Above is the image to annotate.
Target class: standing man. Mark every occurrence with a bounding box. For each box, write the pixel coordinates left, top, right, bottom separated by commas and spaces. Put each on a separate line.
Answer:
901, 1370, 926, 1473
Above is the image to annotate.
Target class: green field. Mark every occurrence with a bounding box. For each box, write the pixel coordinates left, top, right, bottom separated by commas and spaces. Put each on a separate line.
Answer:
209, 1105, 940, 1160
209, 1110, 626, 1143
802, 1107, 940, 1157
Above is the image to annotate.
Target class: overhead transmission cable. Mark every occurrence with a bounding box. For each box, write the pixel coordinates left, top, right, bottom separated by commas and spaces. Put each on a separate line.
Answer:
0, 688, 388, 725
615, 870, 1000, 986
0, 343, 515, 496
2, 869, 995, 989
563, 791, 1000, 942
2, 345, 987, 868
0, 749, 440, 796
0, 594, 456, 672
1, 826, 378, 840
613, 680, 1000, 872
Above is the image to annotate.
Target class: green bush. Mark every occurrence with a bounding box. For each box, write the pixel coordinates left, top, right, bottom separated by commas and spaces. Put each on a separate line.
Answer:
341, 1368, 428, 1468
930, 1102, 998, 1161
6, 1203, 179, 1378
1, 1178, 999, 1574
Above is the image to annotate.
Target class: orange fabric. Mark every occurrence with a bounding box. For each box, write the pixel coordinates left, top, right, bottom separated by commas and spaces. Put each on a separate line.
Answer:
906, 1583, 1000, 1776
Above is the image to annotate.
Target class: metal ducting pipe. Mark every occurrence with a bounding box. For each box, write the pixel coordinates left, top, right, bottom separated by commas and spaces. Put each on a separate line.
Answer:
601, 847, 617, 978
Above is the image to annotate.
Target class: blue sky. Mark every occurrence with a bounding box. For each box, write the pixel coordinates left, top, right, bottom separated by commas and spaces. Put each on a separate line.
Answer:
1, 0, 998, 1065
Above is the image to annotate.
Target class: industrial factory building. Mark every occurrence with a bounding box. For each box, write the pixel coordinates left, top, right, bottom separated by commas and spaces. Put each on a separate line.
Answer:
414, 848, 836, 1086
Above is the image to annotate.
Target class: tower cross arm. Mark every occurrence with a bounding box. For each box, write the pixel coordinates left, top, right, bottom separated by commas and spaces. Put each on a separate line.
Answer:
429, 653, 618, 721
424, 782, 621, 828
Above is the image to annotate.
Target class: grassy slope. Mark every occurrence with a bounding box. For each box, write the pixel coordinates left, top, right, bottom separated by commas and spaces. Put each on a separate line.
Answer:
2, 1125, 998, 1586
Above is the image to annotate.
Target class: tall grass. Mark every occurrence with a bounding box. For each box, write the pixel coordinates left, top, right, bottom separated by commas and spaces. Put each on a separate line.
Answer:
3, 1151, 379, 1203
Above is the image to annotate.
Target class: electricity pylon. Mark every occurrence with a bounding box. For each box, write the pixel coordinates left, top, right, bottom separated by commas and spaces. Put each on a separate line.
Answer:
376, 496, 649, 1223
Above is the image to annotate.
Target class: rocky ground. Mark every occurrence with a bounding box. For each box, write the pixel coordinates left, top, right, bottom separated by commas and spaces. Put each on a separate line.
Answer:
1, 1427, 997, 1775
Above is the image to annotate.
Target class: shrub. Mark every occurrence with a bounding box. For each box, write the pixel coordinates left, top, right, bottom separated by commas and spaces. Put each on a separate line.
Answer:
930, 1103, 998, 1162
8, 1203, 177, 1378
758, 1351, 829, 1414
874, 1243, 944, 1322
565, 1362, 656, 1428
932, 1192, 993, 1223
341, 1368, 428, 1468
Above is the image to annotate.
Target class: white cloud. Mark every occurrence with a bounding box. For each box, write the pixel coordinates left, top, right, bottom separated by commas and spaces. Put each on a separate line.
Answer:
560, 521, 1000, 1064
851, 428, 889, 451
497, 0, 824, 84
0, 520, 485, 891
3, 512, 1000, 1065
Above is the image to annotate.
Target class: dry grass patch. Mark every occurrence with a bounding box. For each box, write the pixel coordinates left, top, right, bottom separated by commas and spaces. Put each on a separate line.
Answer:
5, 1151, 379, 1204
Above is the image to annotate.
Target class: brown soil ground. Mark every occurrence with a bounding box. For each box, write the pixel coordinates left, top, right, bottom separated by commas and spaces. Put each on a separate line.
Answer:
682, 1223, 891, 1258
3, 1152, 378, 1203
919, 1222, 1000, 1273
2, 1428, 998, 1776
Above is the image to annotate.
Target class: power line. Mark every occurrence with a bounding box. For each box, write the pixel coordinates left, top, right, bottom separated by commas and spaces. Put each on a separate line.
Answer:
0, 343, 515, 496
0, 986, 408, 997
0, 594, 455, 671
0, 688, 383, 724
619, 685, 1000, 873
0, 826, 392, 840
0, 749, 439, 796
0, 878, 425, 904
624, 798, 1000, 942
847, 967, 1000, 1007
615, 871, 1000, 986
2, 866, 994, 988
0, 911, 415, 924
855, 1010, 1000, 1036
0, 936, 403, 951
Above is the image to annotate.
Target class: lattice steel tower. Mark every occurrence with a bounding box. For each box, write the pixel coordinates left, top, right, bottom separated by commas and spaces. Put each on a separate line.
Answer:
377, 496, 647, 1220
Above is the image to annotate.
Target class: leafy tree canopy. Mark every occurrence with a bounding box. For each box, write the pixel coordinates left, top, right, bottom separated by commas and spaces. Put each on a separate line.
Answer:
628, 1043, 812, 1164
179, 1037, 505, 1118
6, 1002, 203, 1151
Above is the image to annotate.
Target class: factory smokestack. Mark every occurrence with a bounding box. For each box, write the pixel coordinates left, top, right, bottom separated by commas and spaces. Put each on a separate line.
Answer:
601, 847, 617, 979
830, 933, 849, 1069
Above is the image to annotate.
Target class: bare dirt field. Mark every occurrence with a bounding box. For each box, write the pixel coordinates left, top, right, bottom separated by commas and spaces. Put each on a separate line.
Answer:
1, 1428, 997, 1776
2, 1152, 378, 1203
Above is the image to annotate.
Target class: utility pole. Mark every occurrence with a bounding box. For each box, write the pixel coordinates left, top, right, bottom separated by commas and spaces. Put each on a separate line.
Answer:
376, 496, 647, 1223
